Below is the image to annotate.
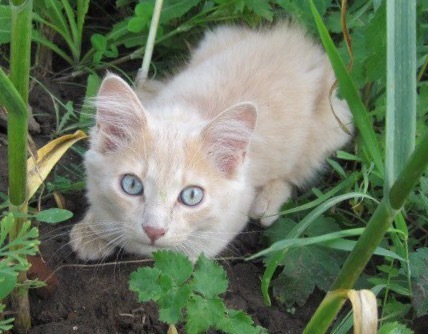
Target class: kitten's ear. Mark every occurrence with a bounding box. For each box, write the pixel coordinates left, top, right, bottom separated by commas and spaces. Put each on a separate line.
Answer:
201, 102, 257, 178
93, 73, 147, 152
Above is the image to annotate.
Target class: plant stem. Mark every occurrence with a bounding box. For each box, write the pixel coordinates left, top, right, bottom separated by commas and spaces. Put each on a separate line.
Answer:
139, 0, 164, 81
304, 128, 428, 333
7, 0, 33, 332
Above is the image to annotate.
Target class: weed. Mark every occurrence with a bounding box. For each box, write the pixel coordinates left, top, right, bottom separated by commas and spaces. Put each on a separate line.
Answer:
129, 251, 265, 334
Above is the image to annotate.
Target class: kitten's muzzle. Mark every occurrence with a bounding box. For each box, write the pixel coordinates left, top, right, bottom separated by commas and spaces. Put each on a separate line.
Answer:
143, 226, 166, 244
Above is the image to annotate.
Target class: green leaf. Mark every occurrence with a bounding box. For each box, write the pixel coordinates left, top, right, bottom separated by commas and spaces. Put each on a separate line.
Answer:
276, 0, 332, 31
192, 254, 228, 299
90, 33, 106, 51
185, 295, 225, 334
154, 251, 193, 286
363, 2, 386, 83
384, 0, 417, 192
34, 208, 73, 224
272, 245, 344, 306
245, 0, 273, 21
0, 5, 11, 44
0, 262, 18, 300
127, 17, 146, 33
381, 298, 412, 323
408, 247, 428, 316
378, 322, 414, 334
80, 73, 101, 125
158, 284, 191, 324
159, 0, 201, 24
77, 0, 90, 38
217, 309, 261, 334
129, 267, 162, 302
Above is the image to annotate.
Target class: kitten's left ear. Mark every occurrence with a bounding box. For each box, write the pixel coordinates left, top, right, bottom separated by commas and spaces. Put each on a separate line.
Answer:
201, 102, 257, 178
93, 73, 148, 153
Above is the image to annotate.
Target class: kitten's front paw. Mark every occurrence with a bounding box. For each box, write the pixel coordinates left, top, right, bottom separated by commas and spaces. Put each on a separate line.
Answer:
69, 219, 114, 261
249, 179, 292, 227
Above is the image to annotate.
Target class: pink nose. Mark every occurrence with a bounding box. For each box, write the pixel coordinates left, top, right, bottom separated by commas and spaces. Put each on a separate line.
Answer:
143, 226, 166, 243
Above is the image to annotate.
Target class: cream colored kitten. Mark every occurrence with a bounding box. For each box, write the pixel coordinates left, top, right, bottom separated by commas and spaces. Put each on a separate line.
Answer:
70, 24, 353, 261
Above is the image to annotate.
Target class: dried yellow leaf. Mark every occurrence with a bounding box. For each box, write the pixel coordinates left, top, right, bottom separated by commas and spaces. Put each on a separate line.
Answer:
27, 130, 87, 200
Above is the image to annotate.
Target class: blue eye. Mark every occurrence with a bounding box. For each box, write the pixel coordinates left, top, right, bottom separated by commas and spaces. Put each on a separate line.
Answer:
121, 174, 144, 196
179, 186, 204, 206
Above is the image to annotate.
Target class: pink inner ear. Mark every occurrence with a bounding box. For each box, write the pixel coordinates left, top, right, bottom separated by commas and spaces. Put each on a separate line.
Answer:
93, 74, 148, 153
100, 124, 127, 151
202, 102, 257, 177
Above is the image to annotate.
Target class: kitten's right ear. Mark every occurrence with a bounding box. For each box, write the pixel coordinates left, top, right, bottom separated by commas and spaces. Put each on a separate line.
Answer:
93, 73, 147, 153
201, 102, 257, 178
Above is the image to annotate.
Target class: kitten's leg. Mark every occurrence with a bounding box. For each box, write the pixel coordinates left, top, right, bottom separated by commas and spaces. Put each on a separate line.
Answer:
69, 212, 114, 261
249, 179, 292, 226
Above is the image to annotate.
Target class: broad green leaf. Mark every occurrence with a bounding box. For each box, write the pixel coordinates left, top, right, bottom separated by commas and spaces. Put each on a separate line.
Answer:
129, 267, 162, 302
363, 2, 386, 83
381, 298, 412, 324
159, 0, 200, 24
34, 208, 73, 224
27, 130, 87, 200
408, 247, 428, 316
217, 310, 261, 334
377, 322, 414, 334
154, 251, 193, 286
272, 245, 344, 306
192, 254, 228, 299
186, 295, 225, 334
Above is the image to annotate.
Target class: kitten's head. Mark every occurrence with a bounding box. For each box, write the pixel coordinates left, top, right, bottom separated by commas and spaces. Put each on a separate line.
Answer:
84, 74, 257, 259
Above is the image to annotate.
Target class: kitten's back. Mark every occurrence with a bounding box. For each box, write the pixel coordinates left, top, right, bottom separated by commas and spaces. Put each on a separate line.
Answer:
151, 24, 353, 188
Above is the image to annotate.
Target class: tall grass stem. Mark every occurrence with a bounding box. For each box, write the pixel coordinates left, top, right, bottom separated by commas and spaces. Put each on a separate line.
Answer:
140, 0, 164, 80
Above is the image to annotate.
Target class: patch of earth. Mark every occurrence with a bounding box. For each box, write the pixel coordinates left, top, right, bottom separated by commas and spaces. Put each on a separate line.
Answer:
29, 210, 320, 334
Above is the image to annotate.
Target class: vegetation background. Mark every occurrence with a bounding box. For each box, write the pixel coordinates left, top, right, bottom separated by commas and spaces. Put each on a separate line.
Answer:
0, 0, 427, 333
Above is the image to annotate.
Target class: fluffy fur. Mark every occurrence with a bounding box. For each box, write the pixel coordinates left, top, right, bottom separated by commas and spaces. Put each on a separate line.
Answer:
70, 24, 353, 261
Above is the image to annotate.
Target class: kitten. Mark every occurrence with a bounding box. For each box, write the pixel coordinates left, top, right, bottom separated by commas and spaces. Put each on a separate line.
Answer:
70, 23, 353, 261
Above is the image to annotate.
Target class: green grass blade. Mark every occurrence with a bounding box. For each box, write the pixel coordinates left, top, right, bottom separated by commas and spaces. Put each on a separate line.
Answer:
384, 1, 417, 192
278, 175, 356, 216
286, 192, 376, 238
61, 0, 79, 62
310, 0, 384, 177
249, 228, 404, 261
254, 191, 375, 305
389, 129, 428, 210
32, 28, 74, 65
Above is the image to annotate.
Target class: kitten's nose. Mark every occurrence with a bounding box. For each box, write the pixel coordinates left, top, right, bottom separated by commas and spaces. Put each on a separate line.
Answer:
143, 226, 166, 243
